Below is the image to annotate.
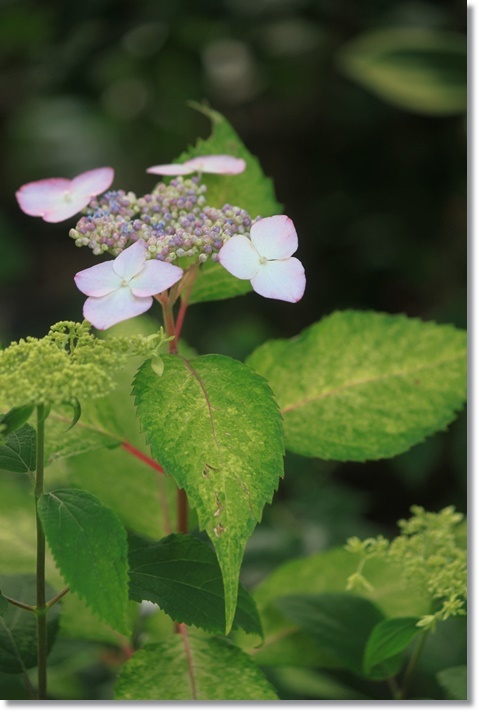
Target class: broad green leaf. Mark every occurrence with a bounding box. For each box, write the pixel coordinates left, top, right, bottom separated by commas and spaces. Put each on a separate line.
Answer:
437, 666, 467, 700
115, 635, 278, 700
246, 311, 467, 462
240, 547, 429, 667
363, 617, 421, 679
37, 488, 130, 635
275, 593, 384, 675
65, 446, 176, 540
0, 423, 36, 473
189, 260, 252, 305
133, 354, 284, 633
336, 29, 466, 115
0, 574, 60, 674
0, 406, 34, 440
128, 533, 262, 637
177, 104, 282, 305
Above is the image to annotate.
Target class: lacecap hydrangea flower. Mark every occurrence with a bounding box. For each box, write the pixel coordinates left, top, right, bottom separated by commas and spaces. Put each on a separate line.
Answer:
75, 241, 183, 330
219, 215, 306, 303
16, 168, 114, 223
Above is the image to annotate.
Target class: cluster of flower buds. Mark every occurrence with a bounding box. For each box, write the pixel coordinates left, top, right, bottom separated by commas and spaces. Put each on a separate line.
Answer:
69, 177, 255, 267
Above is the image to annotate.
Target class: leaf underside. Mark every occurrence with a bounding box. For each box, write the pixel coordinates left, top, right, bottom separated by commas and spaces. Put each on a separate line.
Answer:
128, 533, 262, 636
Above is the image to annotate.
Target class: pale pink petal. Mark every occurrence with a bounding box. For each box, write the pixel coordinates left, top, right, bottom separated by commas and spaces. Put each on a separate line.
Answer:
129, 261, 183, 297
218, 236, 261, 280
146, 164, 194, 176
250, 215, 298, 260
83, 288, 153, 330
112, 241, 148, 281
71, 167, 114, 198
74, 261, 121, 297
16, 168, 114, 223
16, 178, 71, 218
184, 155, 246, 175
43, 193, 96, 223
250, 257, 306, 303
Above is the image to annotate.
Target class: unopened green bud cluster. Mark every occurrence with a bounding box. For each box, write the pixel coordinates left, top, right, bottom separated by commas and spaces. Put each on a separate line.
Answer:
345, 506, 467, 630
0, 321, 154, 410
69, 177, 256, 266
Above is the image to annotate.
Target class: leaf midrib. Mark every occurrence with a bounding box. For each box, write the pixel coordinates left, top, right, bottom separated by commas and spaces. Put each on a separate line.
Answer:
281, 352, 465, 414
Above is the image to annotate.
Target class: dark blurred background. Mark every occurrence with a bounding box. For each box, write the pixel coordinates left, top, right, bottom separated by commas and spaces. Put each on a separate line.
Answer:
0, 0, 466, 572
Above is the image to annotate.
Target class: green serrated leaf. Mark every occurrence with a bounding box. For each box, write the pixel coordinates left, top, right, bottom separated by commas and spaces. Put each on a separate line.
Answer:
275, 593, 385, 675
0, 574, 60, 674
246, 311, 467, 462
336, 29, 466, 115
0, 406, 34, 440
37, 488, 130, 635
128, 533, 262, 637
363, 617, 421, 679
133, 354, 284, 633
437, 665, 467, 700
115, 635, 279, 700
0, 423, 36, 473
176, 104, 282, 305
240, 547, 430, 668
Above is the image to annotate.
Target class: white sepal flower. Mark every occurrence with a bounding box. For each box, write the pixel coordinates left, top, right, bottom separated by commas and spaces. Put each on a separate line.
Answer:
147, 154, 246, 176
219, 215, 306, 303
16, 167, 114, 223
74, 242, 183, 330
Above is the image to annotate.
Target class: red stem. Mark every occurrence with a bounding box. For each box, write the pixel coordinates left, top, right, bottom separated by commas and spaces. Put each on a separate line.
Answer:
175, 265, 198, 342
121, 442, 165, 474
177, 489, 188, 534
178, 623, 197, 700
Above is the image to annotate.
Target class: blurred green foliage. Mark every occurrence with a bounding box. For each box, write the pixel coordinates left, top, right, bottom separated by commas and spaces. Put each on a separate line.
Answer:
0, 0, 466, 700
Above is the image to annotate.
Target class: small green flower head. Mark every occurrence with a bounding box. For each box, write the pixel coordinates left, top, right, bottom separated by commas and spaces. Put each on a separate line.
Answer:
345, 506, 467, 626
0, 321, 153, 410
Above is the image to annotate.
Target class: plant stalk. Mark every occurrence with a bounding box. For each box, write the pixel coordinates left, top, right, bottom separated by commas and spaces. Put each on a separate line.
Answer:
398, 630, 429, 700
35, 404, 47, 700
177, 488, 189, 534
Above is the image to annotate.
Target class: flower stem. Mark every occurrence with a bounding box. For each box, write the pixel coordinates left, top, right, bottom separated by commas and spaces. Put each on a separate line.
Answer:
177, 488, 188, 534
35, 404, 47, 700
175, 264, 198, 342
398, 630, 429, 700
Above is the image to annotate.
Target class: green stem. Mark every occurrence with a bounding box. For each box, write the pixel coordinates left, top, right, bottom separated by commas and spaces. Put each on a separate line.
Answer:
35, 404, 47, 700
3, 596, 35, 613
45, 586, 70, 609
387, 676, 402, 700
398, 630, 429, 700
